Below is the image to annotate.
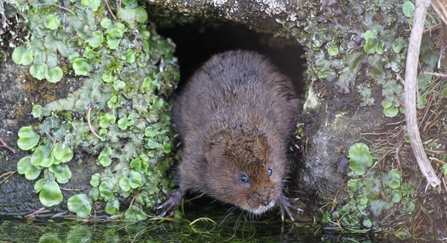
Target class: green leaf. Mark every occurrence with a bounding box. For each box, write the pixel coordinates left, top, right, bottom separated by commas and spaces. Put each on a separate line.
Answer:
118, 7, 148, 25
124, 205, 147, 220
44, 14, 60, 30
12, 46, 33, 66
356, 195, 368, 211
403, 1, 415, 18
68, 194, 92, 218
97, 153, 112, 167
17, 126, 40, 150
347, 178, 362, 192
39, 233, 62, 243
90, 173, 100, 187
30, 63, 48, 80
99, 113, 116, 128
383, 105, 399, 117
31, 144, 54, 167
134, 6, 148, 24
17, 156, 41, 180
129, 171, 141, 188
101, 18, 112, 28
99, 181, 114, 201
45, 66, 63, 83
81, 0, 101, 11
107, 38, 121, 49
119, 177, 130, 191
72, 58, 92, 76
387, 168, 402, 189
363, 30, 380, 54
49, 164, 72, 184
39, 180, 63, 207
130, 158, 142, 172
442, 164, 447, 175
393, 37, 406, 53
105, 199, 120, 215
52, 142, 74, 163
363, 219, 372, 228
391, 190, 402, 203
117, 116, 134, 130
162, 140, 171, 154
348, 143, 372, 175
328, 45, 339, 56
34, 178, 46, 193
88, 31, 104, 48
362, 172, 381, 199
113, 80, 126, 91
32, 105, 43, 119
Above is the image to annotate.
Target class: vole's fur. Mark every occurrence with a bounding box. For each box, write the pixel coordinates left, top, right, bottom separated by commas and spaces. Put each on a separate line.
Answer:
159, 50, 301, 221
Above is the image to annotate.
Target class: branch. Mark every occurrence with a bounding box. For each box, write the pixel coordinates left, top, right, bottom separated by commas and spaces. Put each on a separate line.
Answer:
404, 0, 440, 187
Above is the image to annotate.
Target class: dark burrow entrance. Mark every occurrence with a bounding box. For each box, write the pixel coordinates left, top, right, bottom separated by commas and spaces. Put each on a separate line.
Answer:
155, 20, 306, 97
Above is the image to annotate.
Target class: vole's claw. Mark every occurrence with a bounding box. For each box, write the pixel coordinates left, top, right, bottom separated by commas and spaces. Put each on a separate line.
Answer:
157, 188, 186, 217
278, 195, 303, 222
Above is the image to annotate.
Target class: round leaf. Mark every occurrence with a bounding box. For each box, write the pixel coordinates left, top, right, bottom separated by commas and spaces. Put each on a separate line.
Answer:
31, 145, 54, 167
99, 181, 114, 201
17, 126, 40, 150
348, 143, 372, 175
363, 30, 379, 54
72, 58, 92, 76
119, 177, 130, 191
44, 14, 60, 30
328, 45, 339, 56
32, 105, 43, 119
68, 194, 92, 218
52, 142, 74, 163
39, 180, 63, 207
17, 156, 41, 180
391, 190, 402, 203
12, 46, 33, 66
30, 63, 48, 80
88, 31, 104, 48
34, 178, 46, 193
129, 171, 141, 188
403, 1, 415, 18
45, 66, 63, 83
105, 199, 120, 215
100, 18, 112, 28
90, 173, 100, 187
81, 0, 101, 11
387, 169, 402, 189
49, 164, 72, 184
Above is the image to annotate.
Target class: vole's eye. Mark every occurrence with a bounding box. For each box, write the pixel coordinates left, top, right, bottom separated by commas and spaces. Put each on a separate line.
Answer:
267, 167, 272, 176
240, 174, 249, 183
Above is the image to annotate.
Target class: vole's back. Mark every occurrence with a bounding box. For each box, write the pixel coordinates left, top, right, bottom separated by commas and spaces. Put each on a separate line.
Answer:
172, 50, 299, 141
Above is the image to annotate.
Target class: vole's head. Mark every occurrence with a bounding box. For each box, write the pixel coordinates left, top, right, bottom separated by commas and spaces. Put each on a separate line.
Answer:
203, 132, 287, 214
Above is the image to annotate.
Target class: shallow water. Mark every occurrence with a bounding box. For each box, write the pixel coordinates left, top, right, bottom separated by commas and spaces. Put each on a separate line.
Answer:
0, 215, 381, 243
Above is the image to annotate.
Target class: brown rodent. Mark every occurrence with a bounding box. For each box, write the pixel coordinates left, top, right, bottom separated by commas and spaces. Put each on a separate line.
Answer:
158, 50, 302, 221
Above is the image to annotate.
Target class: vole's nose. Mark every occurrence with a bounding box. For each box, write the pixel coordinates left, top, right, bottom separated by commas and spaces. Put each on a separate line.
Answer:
262, 196, 271, 206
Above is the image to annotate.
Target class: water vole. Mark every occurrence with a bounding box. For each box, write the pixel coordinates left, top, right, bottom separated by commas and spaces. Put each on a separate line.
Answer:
158, 50, 301, 221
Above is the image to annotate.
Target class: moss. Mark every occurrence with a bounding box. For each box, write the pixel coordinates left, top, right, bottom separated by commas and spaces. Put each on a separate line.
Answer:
12, 0, 179, 219
278, 1, 439, 118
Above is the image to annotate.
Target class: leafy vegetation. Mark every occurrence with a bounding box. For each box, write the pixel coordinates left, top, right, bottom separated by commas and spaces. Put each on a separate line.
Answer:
12, 0, 179, 219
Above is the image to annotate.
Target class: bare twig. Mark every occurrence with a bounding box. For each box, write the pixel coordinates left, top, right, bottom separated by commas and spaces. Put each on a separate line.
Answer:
0, 171, 15, 184
423, 71, 447, 78
25, 208, 52, 218
0, 136, 15, 153
87, 106, 103, 140
404, 0, 440, 187
129, 190, 140, 209
105, 0, 117, 20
